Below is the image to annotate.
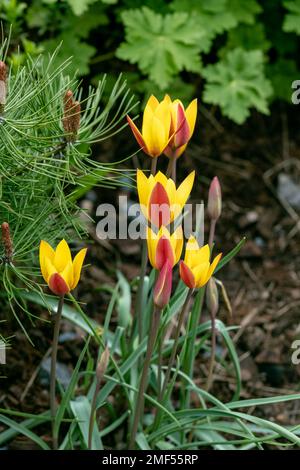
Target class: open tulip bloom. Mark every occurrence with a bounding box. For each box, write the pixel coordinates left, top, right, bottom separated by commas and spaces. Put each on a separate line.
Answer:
39, 239, 87, 297
180, 236, 222, 289
127, 95, 171, 158
137, 169, 195, 227
164, 95, 197, 159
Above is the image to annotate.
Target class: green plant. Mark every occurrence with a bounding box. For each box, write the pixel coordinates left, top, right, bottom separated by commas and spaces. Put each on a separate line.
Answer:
2, 0, 300, 124
0, 39, 135, 337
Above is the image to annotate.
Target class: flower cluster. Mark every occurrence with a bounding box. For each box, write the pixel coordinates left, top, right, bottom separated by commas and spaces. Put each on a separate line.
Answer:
129, 94, 222, 309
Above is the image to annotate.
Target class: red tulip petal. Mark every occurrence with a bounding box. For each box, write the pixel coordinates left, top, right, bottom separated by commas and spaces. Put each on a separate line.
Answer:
149, 182, 171, 228
156, 236, 174, 270
179, 261, 196, 289
174, 104, 190, 148
126, 115, 147, 152
48, 273, 70, 297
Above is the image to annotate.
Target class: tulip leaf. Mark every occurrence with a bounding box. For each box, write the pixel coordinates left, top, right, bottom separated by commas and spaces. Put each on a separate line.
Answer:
117, 7, 203, 90
202, 48, 273, 124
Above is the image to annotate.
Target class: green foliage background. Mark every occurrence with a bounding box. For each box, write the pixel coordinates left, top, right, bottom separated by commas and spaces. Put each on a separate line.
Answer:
1, 0, 300, 124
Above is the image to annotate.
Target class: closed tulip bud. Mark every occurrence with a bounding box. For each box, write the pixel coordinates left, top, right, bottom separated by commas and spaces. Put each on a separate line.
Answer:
153, 260, 172, 309
96, 346, 110, 382
206, 277, 219, 315
207, 176, 222, 221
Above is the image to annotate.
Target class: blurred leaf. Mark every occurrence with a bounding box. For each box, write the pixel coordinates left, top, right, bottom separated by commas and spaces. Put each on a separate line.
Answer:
43, 33, 96, 75
283, 0, 300, 34
171, 0, 237, 34
66, 0, 98, 16
220, 24, 271, 57
203, 48, 273, 124
227, 0, 262, 25
117, 7, 203, 90
267, 58, 299, 102
70, 396, 103, 449
116, 271, 132, 329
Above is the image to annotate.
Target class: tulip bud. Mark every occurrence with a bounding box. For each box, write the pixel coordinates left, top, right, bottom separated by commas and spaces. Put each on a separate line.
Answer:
96, 346, 110, 382
62, 90, 81, 142
153, 261, 172, 309
0, 61, 7, 112
207, 177, 222, 221
1, 222, 13, 263
206, 277, 219, 315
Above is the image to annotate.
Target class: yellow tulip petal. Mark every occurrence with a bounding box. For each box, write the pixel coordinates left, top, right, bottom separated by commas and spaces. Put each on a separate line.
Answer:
147, 227, 158, 268
193, 261, 210, 288
137, 169, 149, 218
184, 235, 200, 267
176, 171, 195, 208
61, 261, 74, 290
44, 257, 57, 283
146, 94, 160, 112
148, 115, 169, 156
154, 100, 171, 140
54, 239, 72, 272
39, 240, 55, 283
185, 98, 197, 136
195, 244, 210, 267
206, 253, 222, 281
71, 248, 87, 289
171, 226, 183, 265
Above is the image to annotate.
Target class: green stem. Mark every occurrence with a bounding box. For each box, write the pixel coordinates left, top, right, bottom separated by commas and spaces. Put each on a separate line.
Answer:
151, 156, 158, 175
129, 307, 161, 450
50, 295, 64, 450
208, 218, 216, 250
134, 239, 148, 344
153, 290, 193, 429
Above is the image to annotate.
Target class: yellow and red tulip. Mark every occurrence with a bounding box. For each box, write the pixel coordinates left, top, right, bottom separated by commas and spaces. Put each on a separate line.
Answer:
137, 169, 195, 227
147, 225, 183, 270
179, 236, 222, 289
39, 239, 87, 296
164, 96, 197, 159
127, 95, 171, 158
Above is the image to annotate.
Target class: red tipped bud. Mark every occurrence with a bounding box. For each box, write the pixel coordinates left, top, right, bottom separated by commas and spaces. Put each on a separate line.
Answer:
62, 90, 81, 142
154, 261, 172, 309
1, 222, 13, 263
207, 176, 222, 221
206, 277, 219, 315
155, 236, 174, 271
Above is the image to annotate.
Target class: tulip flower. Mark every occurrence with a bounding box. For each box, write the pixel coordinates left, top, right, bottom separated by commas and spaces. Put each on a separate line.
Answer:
147, 225, 183, 270
39, 239, 87, 296
179, 236, 222, 289
127, 95, 171, 158
137, 169, 195, 227
164, 96, 197, 159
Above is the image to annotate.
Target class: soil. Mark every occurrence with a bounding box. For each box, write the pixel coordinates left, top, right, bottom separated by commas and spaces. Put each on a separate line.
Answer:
1, 101, 300, 447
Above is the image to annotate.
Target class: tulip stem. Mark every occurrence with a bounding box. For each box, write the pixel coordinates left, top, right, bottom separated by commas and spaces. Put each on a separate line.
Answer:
88, 361, 105, 450
135, 238, 148, 344
153, 289, 193, 429
50, 295, 64, 450
151, 156, 158, 175
129, 306, 161, 450
205, 311, 217, 392
208, 218, 217, 250
166, 155, 177, 183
